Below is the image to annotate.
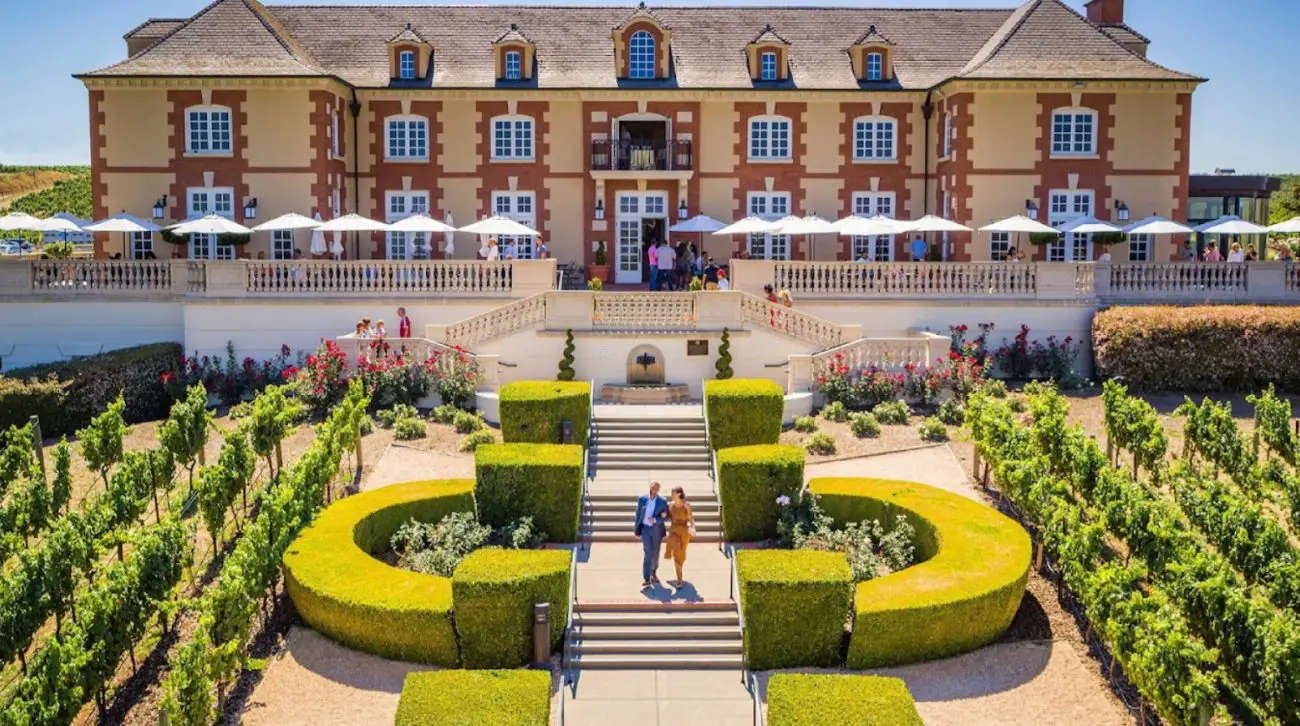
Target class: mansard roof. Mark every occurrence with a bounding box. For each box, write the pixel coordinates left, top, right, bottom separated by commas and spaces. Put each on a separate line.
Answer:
82, 0, 1202, 88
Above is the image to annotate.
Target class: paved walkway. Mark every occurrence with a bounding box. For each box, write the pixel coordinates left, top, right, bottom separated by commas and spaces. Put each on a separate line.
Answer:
805, 445, 981, 500
563, 669, 754, 726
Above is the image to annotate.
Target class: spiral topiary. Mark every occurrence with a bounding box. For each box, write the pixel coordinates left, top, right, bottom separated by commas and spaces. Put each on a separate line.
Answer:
715, 327, 734, 379
557, 328, 576, 381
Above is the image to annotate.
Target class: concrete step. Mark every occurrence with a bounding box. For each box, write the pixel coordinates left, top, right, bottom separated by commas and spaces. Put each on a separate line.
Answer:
585, 531, 723, 543
594, 424, 706, 433
573, 610, 739, 627
574, 600, 736, 613
592, 461, 713, 471
583, 511, 720, 523
569, 625, 741, 640
595, 417, 706, 425
586, 492, 717, 503
594, 451, 712, 462
563, 653, 744, 669
581, 523, 721, 536
569, 640, 743, 656
594, 443, 711, 454
595, 429, 707, 439
586, 499, 719, 510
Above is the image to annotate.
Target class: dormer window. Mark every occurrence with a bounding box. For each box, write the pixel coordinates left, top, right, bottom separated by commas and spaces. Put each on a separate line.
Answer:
747, 25, 790, 83
494, 24, 536, 82
505, 51, 521, 80
866, 53, 882, 81
629, 31, 655, 79
850, 25, 895, 83
760, 52, 777, 81
388, 23, 433, 84
613, 4, 672, 81
399, 51, 416, 80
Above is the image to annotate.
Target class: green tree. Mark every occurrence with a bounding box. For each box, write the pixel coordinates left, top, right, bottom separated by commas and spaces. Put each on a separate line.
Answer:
197, 464, 232, 549
77, 395, 127, 489
159, 384, 214, 493
50, 438, 73, 516
0, 423, 37, 497
714, 327, 734, 379
557, 328, 576, 381
246, 385, 295, 482
218, 428, 256, 521
1271, 175, 1300, 225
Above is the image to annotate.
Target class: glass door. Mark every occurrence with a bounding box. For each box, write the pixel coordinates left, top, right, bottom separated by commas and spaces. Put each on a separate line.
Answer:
616, 219, 641, 284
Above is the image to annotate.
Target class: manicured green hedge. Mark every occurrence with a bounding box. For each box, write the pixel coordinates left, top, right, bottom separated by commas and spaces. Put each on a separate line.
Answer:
0, 342, 181, 436
282, 479, 476, 665
767, 674, 922, 726
717, 444, 804, 541
809, 477, 1030, 668
475, 443, 583, 542
499, 380, 592, 445
395, 670, 550, 726
452, 548, 571, 668
1094, 305, 1300, 392
704, 379, 783, 450
736, 550, 852, 669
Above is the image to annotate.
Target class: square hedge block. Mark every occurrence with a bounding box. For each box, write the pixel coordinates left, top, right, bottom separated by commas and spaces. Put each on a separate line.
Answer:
736, 549, 852, 669
395, 669, 550, 726
767, 674, 922, 726
475, 443, 584, 542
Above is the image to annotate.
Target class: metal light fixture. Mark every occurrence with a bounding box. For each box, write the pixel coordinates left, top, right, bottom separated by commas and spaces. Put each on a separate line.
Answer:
594, 199, 605, 221
678, 200, 688, 220
243, 198, 258, 220
1025, 199, 1039, 221
1114, 200, 1130, 222
152, 195, 168, 220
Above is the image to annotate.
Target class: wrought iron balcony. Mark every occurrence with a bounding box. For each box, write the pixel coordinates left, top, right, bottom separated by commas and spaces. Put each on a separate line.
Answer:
590, 138, 693, 172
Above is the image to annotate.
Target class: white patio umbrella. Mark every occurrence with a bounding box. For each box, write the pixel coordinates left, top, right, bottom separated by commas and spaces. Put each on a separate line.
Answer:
331, 234, 345, 260
1195, 215, 1268, 235
0, 212, 42, 231
443, 211, 455, 256
1266, 217, 1300, 234
35, 216, 85, 233
979, 215, 1059, 261
1122, 216, 1195, 236
669, 214, 727, 234
1057, 216, 1122, 234
168, 214, 252, 236
458, 215, 540, 236
832, 214, 909, 236
250, 212, 320, 232
315, 213, 391, 233
388, 214, 457, 233
308, 212, 328, 257
712, 216, 779, 236
772, 214, 836, 260
900, 215, 973, 233
85, 213, 162, 258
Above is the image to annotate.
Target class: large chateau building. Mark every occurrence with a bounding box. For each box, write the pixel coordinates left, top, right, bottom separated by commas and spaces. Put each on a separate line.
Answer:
80, 0, 1201, 280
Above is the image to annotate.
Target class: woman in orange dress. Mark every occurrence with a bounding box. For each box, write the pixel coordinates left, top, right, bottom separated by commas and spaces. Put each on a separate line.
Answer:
662, 486, 695, 587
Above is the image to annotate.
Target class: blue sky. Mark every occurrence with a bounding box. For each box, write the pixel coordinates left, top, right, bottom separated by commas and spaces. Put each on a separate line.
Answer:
0, 0, 1295, 173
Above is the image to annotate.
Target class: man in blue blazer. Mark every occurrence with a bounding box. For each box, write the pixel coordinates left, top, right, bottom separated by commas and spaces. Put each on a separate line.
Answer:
634, 481, 669, 588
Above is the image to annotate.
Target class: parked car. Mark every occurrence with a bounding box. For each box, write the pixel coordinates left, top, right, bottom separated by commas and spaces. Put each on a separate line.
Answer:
0, 239, 35, 256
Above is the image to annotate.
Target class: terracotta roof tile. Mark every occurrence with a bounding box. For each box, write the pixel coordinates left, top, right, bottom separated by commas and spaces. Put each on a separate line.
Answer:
123, 19, 187, 40
852, 25, 895, 47
388, 23, 429, 45
750, 25, 790, 46
494, 24, 531, 45
1098, 24, 1150, 46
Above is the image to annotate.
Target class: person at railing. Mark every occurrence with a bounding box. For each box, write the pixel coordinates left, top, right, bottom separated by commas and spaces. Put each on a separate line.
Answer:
655, 240, 677, 291
484, 238, 500, 261
1098, 249, 1111, 263
1227, 242, 1245, 263
536, 239, 551, 259
397, 307, 412, 338
503, 238, 519, 260
702, 257, 721, 290
674, 240, 692, 290
1178, 239, 1196, 262
910, 236, 928, 262
1203, 244, 1222, 262
1275, 244, 1292, 262
717, 268, 731, 291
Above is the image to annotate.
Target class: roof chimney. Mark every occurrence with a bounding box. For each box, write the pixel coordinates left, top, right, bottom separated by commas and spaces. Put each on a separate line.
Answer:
1084, 0, 1124, 25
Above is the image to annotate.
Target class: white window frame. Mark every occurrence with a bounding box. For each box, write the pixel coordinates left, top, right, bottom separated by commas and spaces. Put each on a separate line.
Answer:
852, 116, 897, 162
850, 192, 896, 261
1050, 108, 1098, 157
628, 30, 656, 80
759, 51, 778, 81
942, 112, 953, 158
1047, 189, 1094, 262
398, 50, 417, 80
989, 231, 1011, 261
384, 190, 431, 260
504, 50, 522, 80
866, 52, 883, 81
186, 187, 236, 260
492, 191, 537, 260
747, 191, 792, 260
330, 107, 340, 157
185, 106, 233, 155
491, 115, 535, 161
271, 230, 295, 260
130, 231, 154, 260
385, 115, 429, 160
1126, 233, 1151, 262
748, 116, 792, 161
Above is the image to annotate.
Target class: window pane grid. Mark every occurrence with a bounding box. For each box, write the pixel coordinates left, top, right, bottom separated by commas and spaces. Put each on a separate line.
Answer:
629, 30, 655, 79
387, 119, 428, 159
866, 53, 883, 81
854, 120, 896, 160
187, 109, 231, 153
760, 52, 777, 81
749, 119, 791, 159
399, 51, 416, 79
505, 51, 521, 80
1051, 111, 1096, 155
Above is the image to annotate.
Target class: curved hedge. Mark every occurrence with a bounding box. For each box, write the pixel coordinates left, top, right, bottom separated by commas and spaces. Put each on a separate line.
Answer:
499, 380, 592, 445
282, 479, 476, 665
396, 669, 550, 726
475, 443, 583, 542
767, 674, 922, 726
809, 477, 1030, 668
452, 548, 571, 668
736, 550, 852, 669
717, 444, 805, 541
704, 379, 783, 450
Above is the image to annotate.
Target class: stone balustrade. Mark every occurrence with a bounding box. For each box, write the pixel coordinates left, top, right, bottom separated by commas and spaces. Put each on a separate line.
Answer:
0, 258, 555, 299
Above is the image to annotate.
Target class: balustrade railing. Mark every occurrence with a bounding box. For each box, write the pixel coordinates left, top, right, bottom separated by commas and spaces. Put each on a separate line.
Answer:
811, 336, 935, 385
29, 259, 174, 293
444, 293, 548, 349
739, 294, 846, 349
1104, 262, 1249, 298
772, 261, 1038, 297
245, 260, 514, 295
592, 293, 696, 329
186, 261, 207, 293
589, 138, 693, 172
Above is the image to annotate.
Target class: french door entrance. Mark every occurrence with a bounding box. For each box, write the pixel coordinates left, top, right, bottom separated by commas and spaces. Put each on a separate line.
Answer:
614, 192, 667, 284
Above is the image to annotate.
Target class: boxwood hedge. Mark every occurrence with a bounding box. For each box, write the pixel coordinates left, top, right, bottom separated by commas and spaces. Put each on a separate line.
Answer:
704, 379, 783, 450
282, 479, 476, 665
475, 443, 583, 542
767, 674, 922, 726
717, 444, 804, 541
452, 548, 571, 668
396, 669, 550, 726
736, 550, 852, 669
499, 380, 591, 445
809, 477, 1030, 668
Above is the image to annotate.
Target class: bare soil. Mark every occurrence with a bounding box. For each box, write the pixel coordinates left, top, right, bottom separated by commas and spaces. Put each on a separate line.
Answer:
780, 414, 951, 460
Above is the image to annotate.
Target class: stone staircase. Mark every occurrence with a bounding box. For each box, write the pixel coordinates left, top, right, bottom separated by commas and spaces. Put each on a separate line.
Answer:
563, 601, 743, 669
589, 416, 712, 471
583, 489, 723, 543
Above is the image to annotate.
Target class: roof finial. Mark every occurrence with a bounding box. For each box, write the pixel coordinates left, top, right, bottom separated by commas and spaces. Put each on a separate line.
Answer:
868, 24, 877, 34
638, 1, 646, 9
405, 22, 412, 30
510, 22, 517, 30
764, 23, 772, 31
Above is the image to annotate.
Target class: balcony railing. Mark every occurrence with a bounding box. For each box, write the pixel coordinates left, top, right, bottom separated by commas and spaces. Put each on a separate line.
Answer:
589, 138, 693, 172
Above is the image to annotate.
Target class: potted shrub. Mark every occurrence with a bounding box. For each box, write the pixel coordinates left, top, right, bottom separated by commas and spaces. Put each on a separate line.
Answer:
587, 240, 610, 283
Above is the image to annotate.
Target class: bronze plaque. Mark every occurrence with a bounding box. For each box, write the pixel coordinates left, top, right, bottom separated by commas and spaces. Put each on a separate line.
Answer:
687, 340, 709, 356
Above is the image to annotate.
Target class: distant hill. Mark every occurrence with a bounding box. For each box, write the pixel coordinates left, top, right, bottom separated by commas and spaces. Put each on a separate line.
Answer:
0, 166, 93, 244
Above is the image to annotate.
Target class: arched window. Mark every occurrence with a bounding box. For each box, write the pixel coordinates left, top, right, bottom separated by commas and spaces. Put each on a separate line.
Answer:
385, 115, 429, 160
398, 50, 416, 80
491, 115, 535, 160
760, 51, 778, 81
504, 50, 522, 80
1050, 108, 1098, 156
852, 116, 897, 161
185, 105, 233, 154
748, 115, 792, 160
628, 30, 656, 79
866, 52, 883, 81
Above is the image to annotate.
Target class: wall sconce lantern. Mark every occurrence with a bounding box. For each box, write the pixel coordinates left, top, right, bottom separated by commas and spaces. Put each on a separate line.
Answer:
678, 200, 688, 220
594, 199, 605, 221
1114, 200, 1130, 222
1025, 199, 1039, 221
243, 198, 258, 220
152, 196, 168, 220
